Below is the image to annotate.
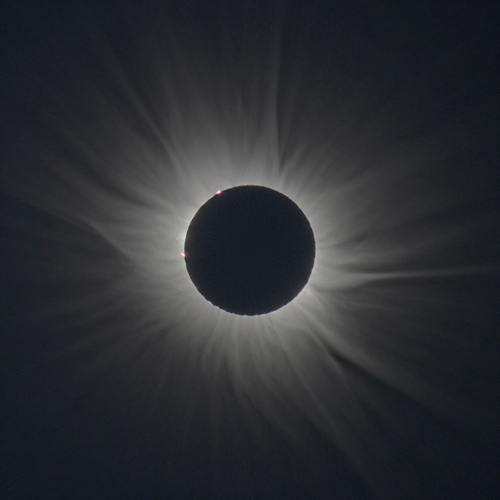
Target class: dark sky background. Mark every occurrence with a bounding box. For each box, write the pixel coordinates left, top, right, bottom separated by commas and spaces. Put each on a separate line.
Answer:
1, 1, 499, 499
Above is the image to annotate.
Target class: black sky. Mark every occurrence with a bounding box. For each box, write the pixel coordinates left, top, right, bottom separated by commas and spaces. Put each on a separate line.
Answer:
1, 1, 499, 499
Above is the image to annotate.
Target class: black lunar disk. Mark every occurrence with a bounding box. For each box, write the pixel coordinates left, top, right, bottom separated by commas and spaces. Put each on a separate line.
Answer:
184, 185, 316, 315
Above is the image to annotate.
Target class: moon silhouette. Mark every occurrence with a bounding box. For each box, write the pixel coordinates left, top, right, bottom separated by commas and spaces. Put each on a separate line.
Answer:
184, 185, 315, 315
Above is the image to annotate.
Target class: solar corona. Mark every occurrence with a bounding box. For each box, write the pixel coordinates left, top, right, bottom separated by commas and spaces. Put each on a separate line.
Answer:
2, 3, 496, 499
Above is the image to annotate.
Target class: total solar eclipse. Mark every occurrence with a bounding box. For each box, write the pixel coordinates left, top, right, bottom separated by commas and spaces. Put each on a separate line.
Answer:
184, 185, 316, 315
